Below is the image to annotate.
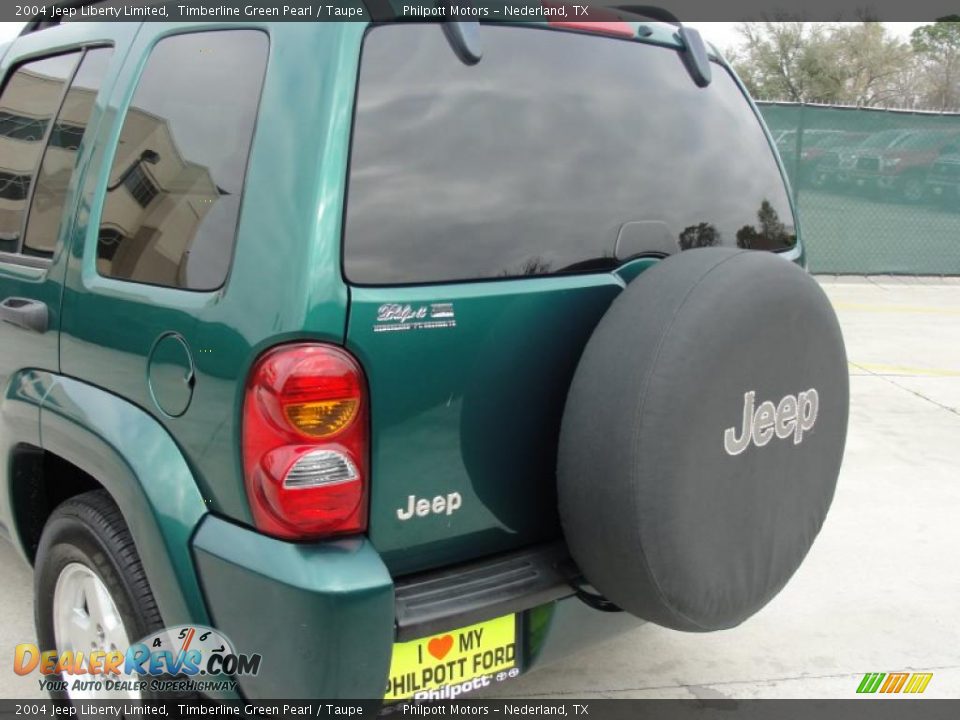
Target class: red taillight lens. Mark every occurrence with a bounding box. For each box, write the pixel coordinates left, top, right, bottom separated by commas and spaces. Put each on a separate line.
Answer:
243, 343, 368, 539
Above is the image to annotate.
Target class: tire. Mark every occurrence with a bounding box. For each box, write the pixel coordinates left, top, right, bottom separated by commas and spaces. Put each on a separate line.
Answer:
902, 174, 927, 204
559, 248, 848, 632
938, 192, 960, 213
34, 490, 163, 700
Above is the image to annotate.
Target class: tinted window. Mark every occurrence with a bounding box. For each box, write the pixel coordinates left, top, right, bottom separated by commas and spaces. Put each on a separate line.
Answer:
96, 31, 267, 290
898, 131, 959, 150
0, 52, 79, 254
858, 130, 910, 149
22, 48, 113, 258
345, 25, 796, 285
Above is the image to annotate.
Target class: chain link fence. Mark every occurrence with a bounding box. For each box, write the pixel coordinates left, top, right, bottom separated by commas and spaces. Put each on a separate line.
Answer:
756, 102, 960, 275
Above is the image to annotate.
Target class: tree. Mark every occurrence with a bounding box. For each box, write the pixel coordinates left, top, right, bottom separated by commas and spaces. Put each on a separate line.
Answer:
911, 18, 960, 110
678, 223, 720, 250
733, 22, 840, 102
733, 22, 916, 107
833, 22, 913, 107
736, 201, 793, 250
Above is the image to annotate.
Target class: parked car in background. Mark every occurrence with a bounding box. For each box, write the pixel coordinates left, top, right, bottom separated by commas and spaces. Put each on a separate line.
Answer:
926, 152, 960, 208
847, 129, 960, 202
811, 129, 914, 190
781, 131, 866, 188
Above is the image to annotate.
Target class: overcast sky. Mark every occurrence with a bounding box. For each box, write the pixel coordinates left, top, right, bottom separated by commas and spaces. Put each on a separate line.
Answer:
0, 23, 23, 43
687, 21, 926, 52
0, 20, 930, 54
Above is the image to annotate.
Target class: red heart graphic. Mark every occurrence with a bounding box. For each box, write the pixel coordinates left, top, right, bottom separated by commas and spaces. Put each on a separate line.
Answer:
427, 635, 454, 661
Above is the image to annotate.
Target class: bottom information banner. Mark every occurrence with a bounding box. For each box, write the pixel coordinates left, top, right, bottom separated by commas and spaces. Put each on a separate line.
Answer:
0, 700, 957, 720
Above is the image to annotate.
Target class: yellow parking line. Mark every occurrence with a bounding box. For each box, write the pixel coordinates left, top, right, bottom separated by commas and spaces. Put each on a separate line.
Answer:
850, 362, 960, 377
833, 302, 960, 316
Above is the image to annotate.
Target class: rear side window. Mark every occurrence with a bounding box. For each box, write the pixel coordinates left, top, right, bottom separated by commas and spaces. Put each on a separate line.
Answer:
0, 52, 79, 255
344, 25, 797, 286
96, 30, 268, 291
22, 48, 113, 258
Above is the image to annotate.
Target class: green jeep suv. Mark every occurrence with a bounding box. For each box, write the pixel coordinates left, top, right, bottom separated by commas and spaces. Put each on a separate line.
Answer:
0, 8, 848, 702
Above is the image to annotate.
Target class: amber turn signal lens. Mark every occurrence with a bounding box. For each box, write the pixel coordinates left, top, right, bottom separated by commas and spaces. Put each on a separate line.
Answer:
283, 399, 359, 438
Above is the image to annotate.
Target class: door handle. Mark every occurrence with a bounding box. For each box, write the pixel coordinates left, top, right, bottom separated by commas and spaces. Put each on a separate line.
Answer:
0, 297, 49, 333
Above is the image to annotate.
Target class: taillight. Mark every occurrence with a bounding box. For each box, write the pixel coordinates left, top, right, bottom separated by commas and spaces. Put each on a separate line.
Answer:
242, 343, 368, 539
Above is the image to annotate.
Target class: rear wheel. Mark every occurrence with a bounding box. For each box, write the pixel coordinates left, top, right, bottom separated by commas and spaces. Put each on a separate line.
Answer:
34, 490, 163, 700
902, 174, 927, 203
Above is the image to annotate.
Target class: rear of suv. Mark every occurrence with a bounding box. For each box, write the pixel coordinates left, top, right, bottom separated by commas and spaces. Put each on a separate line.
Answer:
0, 9, 848, 703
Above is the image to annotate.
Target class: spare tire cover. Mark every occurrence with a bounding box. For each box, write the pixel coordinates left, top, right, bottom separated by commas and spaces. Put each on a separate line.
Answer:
558, 248, 848, 632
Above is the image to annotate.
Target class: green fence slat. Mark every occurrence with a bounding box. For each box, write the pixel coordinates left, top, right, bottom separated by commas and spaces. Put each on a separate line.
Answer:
757, 102, 960, 275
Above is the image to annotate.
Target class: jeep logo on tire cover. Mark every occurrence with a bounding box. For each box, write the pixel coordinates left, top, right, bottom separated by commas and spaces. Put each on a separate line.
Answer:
724, 389, 819, 456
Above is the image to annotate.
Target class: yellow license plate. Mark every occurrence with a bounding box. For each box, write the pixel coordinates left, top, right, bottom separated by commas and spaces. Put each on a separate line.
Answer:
384, 614, 518, 701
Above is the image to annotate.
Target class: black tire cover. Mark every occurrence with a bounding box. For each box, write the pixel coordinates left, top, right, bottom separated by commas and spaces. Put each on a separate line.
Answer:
558, 248, 848, 632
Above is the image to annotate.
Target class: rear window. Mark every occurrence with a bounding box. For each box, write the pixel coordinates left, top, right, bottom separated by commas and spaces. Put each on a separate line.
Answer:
344, 24, 796, 286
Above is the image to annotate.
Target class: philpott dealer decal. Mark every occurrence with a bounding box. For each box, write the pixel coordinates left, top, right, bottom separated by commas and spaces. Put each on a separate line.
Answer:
374, 303, 456, 333
14, 625, 259, 695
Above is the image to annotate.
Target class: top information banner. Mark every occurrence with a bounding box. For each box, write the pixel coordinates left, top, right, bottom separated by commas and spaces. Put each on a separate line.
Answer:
3, 1, 960, 24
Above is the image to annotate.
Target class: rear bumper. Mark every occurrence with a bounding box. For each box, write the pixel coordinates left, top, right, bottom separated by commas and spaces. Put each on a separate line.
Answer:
192, 516, 396, 699
395, 542, 575, 642
192, 516, 637, 699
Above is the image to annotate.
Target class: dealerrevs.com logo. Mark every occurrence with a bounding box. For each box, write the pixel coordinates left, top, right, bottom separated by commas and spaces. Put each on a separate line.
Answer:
14, 625, 260, 695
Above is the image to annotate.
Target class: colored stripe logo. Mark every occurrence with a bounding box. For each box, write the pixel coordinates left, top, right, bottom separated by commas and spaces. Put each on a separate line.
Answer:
857, 672, 933, 694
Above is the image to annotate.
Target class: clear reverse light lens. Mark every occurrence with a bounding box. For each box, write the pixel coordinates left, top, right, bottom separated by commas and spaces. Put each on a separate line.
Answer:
283, 450, 359, 489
